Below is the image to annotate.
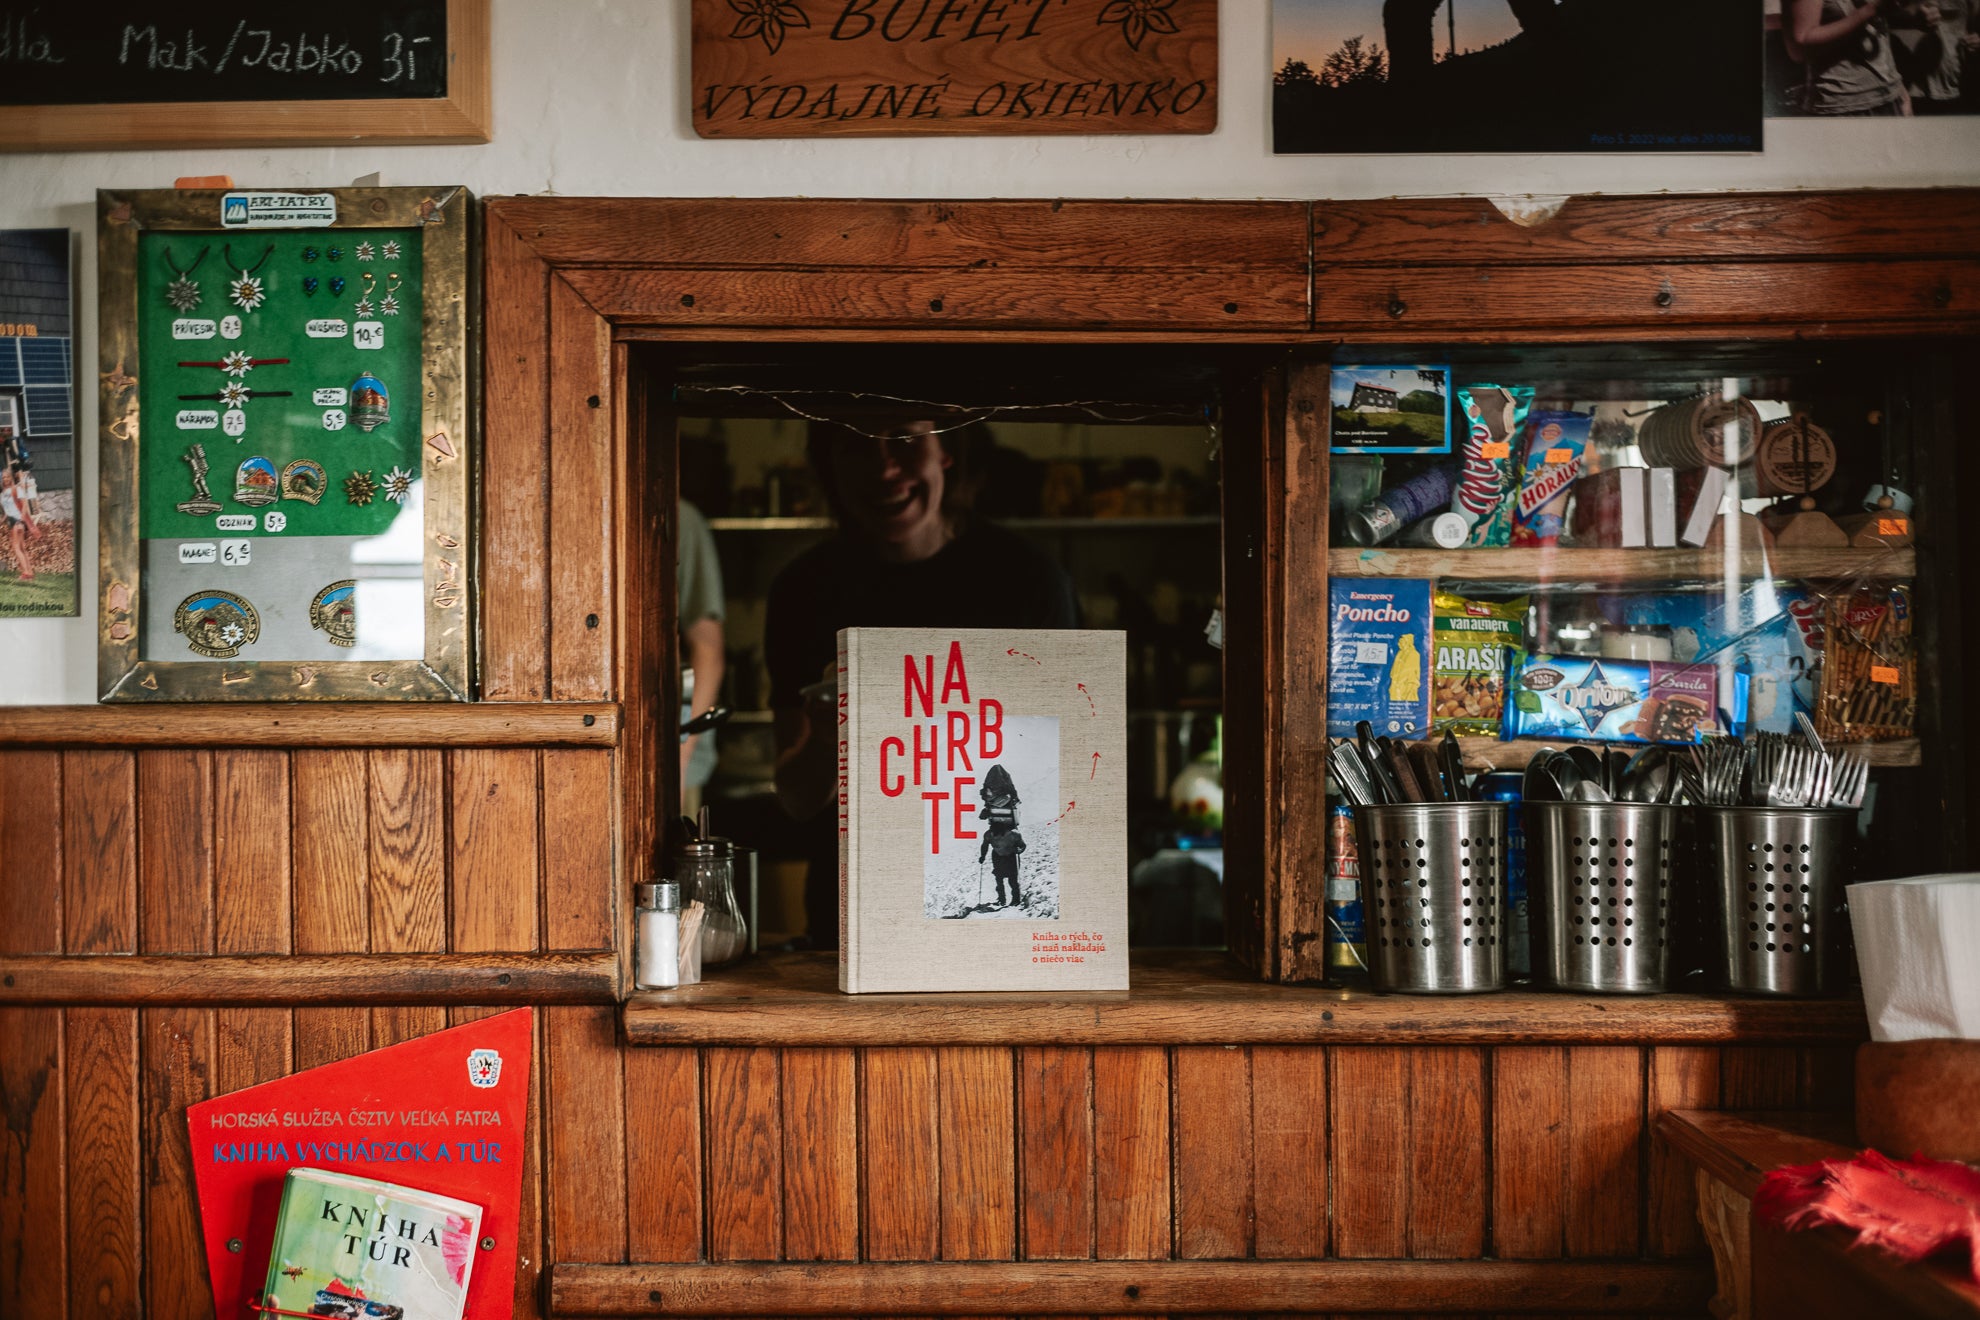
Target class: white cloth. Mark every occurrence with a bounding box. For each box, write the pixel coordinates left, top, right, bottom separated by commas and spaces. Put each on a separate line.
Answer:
1848, 873, 1980, 1042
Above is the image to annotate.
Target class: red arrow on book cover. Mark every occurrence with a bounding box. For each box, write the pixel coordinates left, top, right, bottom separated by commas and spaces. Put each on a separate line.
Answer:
1007, 647, 1040, 664
1048, 800, 1077, 824
1077, 682, 1095, 715
186, 1008, 532, 1320
1090, 752, 1101, 779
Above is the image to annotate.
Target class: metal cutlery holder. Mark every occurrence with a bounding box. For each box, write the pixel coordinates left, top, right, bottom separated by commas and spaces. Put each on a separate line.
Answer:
1703, 807, 1854, 996
1526, 802, 1678, 994
1356, 803, 1506, 994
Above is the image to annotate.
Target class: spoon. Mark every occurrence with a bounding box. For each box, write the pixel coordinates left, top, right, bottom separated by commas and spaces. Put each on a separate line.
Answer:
1617, 746, 1661, 803
1523, 748, 1562, 803
1565, 745, 1606, 792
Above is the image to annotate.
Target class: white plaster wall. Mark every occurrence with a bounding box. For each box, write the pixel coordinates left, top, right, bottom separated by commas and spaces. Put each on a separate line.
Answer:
4, 0, 1978, 705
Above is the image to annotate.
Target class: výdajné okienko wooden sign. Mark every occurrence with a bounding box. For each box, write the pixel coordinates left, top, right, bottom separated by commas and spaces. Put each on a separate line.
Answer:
692, 0, 1216, 137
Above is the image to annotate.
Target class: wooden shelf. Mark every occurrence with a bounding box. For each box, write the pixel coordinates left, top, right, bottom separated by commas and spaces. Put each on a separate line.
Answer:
710, 515, 1219, 532
0, 702, 620, 748
0, 952, 617, 1006
1329, 546, 1915, 584
623, 950, 1866, 1048
1456, 735, 1921, 771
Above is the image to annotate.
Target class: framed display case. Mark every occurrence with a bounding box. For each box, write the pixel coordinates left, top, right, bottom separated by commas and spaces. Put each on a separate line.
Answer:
96, 185, 474, 701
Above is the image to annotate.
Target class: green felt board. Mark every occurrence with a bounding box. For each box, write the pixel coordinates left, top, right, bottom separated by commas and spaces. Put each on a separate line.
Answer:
137, 229, 423, 539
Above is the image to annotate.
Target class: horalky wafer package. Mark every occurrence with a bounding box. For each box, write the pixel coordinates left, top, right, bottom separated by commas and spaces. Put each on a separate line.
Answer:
1432, 592, 1527, 735
1504, 654, 1747, 745
1511, 409, 1593, 547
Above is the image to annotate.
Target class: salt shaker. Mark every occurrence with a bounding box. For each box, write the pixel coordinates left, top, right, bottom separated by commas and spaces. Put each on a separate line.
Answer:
634, 881, 682, 989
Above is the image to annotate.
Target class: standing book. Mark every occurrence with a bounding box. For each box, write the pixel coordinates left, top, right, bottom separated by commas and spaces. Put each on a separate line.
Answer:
258, 1168, 481, 1319
837, 627, 1127, 993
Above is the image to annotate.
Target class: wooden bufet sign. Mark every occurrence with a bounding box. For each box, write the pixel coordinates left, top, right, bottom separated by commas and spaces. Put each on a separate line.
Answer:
692, 0, 1216, 137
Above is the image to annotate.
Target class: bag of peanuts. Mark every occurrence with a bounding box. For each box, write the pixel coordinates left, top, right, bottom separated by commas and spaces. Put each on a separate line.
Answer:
1432, 592, 1528, 735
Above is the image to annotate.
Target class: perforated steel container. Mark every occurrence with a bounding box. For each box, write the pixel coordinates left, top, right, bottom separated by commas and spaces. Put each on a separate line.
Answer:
1527, 802, 1678, 994
1705, 807, 1854, 996
1356, 803, 1506, 994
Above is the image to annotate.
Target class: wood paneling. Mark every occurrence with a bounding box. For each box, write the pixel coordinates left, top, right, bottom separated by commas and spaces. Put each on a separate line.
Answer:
548, 1005, 629, 1264
1492, 1046, 1568, 1260
1408, 1048, 1486, 1260
1251, 1046, 1326, 1260
1092, 1047, 1170, 1262
863, 1049, 941, 1262
543, 749, 616, 952
62, 750, 135, 955
1646, 1047, 1720, 1259
1564, 1047, 1644, 1260
1173, 1046, 1253, 1260
706, 1047, 783, 1263
369, 748, 449, 1046
0, 951, 616, 1005
626, 1047, 705, 1262
64, 1006, 140, 1320
548, 278, 616, 699
939, 1046, 1016, 1261
779, 1048, 856, 1263
1020, 1047, 1095, 1262
293, 749, 372, 1071
0, 702, 620, 747
1329, 1046, 1407, 1259
452, 748, 543, 954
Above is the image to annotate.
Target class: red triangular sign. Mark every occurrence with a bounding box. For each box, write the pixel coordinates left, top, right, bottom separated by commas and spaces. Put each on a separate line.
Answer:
187, 1008, 532, 1320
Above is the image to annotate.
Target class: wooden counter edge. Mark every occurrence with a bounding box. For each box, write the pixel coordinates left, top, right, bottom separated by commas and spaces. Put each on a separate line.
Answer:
0, 951, 617, 1005
1654, 1109, 1858, 1199
546, 1259, 1713, 1316
0, 701, 620, 747
623, 962, 1869, 1046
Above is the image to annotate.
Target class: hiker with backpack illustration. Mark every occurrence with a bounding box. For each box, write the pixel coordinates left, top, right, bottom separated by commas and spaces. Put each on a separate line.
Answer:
977, 764, 1028, 909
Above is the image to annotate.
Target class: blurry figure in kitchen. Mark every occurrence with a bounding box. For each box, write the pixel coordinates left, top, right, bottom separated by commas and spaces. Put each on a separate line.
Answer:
678, 500, 725, 816
766, 418, 1079, 948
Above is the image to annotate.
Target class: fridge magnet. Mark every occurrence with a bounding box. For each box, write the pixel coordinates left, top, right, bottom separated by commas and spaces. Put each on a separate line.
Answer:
279, 459, 325, 505
1330, 364, 1451, 454
173, 589, 260, 658
0, 226, 80, 618
175, 444, 222, 515
308, 579, 356, 647
162, 244, 209, 312
99, 185, 473, 699
351, 373, 390, 432
233, 456, 279, 507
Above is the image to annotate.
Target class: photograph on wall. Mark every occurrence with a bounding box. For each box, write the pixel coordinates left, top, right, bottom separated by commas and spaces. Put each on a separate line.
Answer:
1330, 365, 1452, 454
1272, 0, 1763, 152
925, 716, 1063, 922
1765, 0, 1979, 116
0, 229, 77, 618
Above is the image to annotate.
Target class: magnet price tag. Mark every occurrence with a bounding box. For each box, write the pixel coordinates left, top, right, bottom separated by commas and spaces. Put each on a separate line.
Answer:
219, 540, 252, 567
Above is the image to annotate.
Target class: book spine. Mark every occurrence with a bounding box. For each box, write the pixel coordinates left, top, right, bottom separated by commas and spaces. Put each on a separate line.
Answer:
1680, 466, 1730, 548
1620, 467, 1647, 548
837, 631, 856, 993
1648, 467, 1678, 547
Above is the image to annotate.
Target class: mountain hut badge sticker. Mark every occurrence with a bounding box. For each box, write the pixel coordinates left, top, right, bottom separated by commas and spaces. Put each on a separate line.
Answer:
467, 1048, 503, 1089
174, 590, 260, 659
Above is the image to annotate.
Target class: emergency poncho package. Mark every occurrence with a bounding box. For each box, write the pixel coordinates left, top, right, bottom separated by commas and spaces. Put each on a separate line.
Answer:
1327, 578, 1432, 739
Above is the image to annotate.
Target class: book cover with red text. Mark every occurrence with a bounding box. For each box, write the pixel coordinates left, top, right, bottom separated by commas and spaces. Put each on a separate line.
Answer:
837, 627, 1127, 993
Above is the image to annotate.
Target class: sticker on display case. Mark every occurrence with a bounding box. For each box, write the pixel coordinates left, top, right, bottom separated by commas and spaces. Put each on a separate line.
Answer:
1330, 365, 1452, 454
220, 192, 337, 229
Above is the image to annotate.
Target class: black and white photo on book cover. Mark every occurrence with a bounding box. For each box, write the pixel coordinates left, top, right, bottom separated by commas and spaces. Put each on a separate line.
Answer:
924, 717, 1061, 922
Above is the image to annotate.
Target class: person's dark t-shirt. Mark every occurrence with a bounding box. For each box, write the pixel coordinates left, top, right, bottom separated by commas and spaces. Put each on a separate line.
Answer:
764, 519, 1080, 948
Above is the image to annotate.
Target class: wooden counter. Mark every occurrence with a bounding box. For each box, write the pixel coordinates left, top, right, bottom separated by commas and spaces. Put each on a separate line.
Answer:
626, 951, 1870, 1046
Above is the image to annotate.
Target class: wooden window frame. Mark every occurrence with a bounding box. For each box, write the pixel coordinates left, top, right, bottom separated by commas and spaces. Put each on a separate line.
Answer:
480, 191, 1980, 985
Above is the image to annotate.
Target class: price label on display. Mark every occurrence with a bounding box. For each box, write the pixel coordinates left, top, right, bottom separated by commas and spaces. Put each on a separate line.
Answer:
263, 512, 288, 533
220, 315, 243, 340
322, 409, 347, 432
222, 411, 248, 439
219, 540, 251, 567
352, 321, 385, 350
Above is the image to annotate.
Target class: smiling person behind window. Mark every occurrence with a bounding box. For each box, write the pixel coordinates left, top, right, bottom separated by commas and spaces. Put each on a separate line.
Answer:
765, 418, 1080, 950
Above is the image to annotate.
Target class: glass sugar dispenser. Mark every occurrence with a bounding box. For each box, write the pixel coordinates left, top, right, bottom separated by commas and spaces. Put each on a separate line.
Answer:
676, 807, 748, 969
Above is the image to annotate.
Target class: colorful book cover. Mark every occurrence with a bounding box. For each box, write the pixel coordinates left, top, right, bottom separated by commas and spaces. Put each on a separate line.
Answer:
837, 627, 1127, 994
258, 1168, 481, 1320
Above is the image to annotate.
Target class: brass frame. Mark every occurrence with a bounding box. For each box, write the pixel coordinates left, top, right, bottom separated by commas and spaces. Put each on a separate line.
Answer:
97, 185, 476, 702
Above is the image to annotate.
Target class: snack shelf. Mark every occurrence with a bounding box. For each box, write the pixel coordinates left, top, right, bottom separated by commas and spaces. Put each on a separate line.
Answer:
1328, 546, 1915, 585
1453, 735, 1921, 771
711, 515, 1221, 532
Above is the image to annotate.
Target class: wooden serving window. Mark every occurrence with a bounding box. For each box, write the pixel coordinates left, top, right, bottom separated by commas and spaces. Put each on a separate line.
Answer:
478, 193, 1980, 986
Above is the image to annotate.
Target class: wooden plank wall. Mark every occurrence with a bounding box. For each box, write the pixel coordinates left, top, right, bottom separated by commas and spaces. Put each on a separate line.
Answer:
0, 745, 616, 1320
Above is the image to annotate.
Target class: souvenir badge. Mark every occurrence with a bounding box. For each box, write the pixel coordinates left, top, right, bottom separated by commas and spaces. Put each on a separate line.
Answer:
466, 1048, 503, 1088
174, 590, 260, 659
280, 459, 326, 505
382, 464, 416, 504
379, 272, 402, 317
309, 580, 357, 648
382, 240, 402, 260
350, 373, 390, 432
344, 470, 377, 506
233, 455, 279, 507
355, 241, 376, 261
162, 244, 210, 313
176, 443, 222, 516
225, 244, 274, 313
353, 271, 377, 318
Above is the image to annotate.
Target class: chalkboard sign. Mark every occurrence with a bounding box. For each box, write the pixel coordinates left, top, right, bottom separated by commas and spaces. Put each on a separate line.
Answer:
1, 0, 486, 149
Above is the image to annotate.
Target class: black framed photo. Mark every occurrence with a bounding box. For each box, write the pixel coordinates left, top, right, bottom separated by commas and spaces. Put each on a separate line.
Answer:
1273, 0, 1764, 153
